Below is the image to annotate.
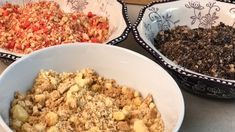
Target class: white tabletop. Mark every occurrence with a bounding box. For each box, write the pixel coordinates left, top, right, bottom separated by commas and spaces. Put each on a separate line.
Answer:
0, 3, 234, 132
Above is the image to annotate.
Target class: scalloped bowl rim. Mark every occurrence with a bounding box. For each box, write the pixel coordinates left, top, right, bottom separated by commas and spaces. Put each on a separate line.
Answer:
0, 0, 132, 60
132, 0, 235, 88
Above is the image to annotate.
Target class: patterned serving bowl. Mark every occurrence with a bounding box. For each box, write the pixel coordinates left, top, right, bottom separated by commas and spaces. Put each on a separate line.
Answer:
133, 0, 235, 98
0, 0, 131, 61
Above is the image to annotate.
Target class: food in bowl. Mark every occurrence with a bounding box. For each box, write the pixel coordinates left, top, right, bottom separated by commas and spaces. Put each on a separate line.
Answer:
155, 22, 235, 80
133, 0, 235, 98
0, 1, 109, 54
10, 68, 164, 132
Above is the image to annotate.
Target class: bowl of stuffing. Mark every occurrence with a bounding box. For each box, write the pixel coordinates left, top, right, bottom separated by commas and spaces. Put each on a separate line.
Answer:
133, 0, 235, 98
0, 43, 184, 132
0, 0, 131, 61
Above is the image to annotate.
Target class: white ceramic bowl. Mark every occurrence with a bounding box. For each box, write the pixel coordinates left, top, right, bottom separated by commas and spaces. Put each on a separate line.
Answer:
0, 43, 184, 132
133, 0, 235, 98
0, 0, 131, 61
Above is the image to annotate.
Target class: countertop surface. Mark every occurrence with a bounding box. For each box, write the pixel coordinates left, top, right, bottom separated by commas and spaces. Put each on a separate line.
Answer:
0, 4, 235, 132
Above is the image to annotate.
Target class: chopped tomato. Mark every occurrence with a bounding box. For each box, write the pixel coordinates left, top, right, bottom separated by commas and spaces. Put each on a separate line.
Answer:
21, 21, 31, 29
25, 43, 30, 49
6, 41, 15, 49
3, 10, 9, 16
87, 12, 94, 18
32, 25, 39, 32
72, 15, 77, 20
99, 23, 109, 29
13, 7, 19, 14
91, 37, 100, 43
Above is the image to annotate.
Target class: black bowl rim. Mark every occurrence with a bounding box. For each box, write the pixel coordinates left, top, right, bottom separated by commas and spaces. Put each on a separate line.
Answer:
132, 0, 235, 88
0, 0, 132, 61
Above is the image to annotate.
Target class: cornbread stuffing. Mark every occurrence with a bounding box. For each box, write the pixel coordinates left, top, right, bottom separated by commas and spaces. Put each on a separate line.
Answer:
0, 1, 109, 54
10, 68, 164, 132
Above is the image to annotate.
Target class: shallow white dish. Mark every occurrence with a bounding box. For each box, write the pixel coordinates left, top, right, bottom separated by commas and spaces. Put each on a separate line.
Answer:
0, 0, 131, 61
133, 0, 235, 98
0, 43, 184, 132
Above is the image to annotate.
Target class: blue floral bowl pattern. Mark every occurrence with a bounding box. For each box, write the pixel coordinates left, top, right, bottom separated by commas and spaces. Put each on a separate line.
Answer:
133, 0, 235, 98
0, 0, 131, 61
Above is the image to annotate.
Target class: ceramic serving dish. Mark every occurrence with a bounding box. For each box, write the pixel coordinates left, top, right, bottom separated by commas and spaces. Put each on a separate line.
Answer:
0, 43, 184, 132
0, 0, 131, 61
133, 0, 235, 98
